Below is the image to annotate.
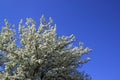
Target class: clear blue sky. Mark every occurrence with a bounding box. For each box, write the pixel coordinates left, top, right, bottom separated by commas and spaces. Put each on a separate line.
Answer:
0, 0, 120, 80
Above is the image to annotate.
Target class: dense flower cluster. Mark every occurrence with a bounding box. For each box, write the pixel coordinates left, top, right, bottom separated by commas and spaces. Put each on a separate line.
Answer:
0, 16, 92, 80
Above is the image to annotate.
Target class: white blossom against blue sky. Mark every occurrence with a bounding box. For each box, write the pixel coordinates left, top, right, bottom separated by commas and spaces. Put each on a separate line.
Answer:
0, 0, 120, 80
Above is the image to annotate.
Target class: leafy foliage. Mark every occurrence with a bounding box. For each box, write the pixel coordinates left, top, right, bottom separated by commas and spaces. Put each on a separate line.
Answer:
0, 16, 92, 80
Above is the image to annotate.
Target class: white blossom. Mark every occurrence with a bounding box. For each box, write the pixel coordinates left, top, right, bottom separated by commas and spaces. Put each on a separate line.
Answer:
0, 16, 92, 80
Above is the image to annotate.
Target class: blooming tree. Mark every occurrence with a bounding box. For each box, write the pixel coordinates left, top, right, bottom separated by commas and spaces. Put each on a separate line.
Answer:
0, 16, 92, 80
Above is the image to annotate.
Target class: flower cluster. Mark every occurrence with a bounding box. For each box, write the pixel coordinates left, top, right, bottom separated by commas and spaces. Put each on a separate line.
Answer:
0, 16, 92, 80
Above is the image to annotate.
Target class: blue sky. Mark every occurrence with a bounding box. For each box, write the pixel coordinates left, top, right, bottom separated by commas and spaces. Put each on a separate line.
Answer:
0, 0, 120, 80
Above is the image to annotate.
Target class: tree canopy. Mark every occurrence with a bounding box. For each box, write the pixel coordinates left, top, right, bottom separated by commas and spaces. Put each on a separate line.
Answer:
0, 16, 92, 80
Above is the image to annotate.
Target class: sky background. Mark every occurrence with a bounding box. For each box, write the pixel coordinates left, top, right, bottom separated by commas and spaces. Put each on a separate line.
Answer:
0, 0, 120, 80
